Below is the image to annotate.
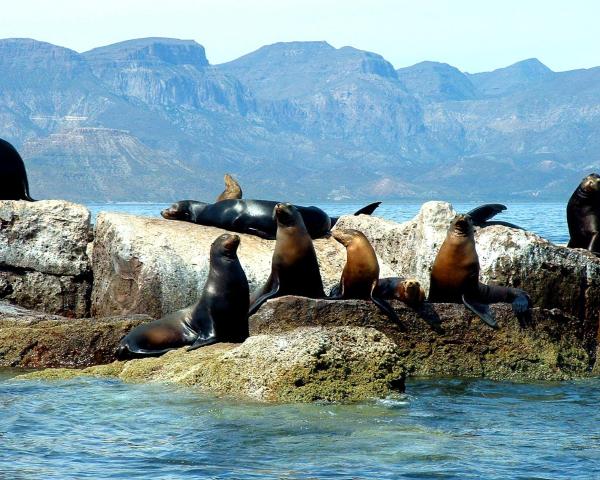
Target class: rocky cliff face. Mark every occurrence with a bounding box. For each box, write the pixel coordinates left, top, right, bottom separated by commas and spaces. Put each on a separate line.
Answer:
1, 37, 600, 201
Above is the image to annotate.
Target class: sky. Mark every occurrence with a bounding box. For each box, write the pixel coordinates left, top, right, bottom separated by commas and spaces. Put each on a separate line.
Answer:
2, 0, 599, 73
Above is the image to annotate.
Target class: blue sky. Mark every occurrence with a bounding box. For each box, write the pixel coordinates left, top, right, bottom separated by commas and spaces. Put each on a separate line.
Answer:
3, 0, 599, 72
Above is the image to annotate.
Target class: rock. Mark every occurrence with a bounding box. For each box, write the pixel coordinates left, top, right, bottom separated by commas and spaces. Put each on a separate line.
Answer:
0, 200, 91, 275
0, 200, 92, 316
19, 326, 406, 403
0, 302, 150, 368
91, 213, 395, 318
249, 296, 591, 381
0, 270, 90, 317
335, 201, 600, 360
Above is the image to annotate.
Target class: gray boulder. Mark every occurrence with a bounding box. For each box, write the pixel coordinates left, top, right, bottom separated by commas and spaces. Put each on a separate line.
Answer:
91, 213, 395, 318
0, 200, 92, 316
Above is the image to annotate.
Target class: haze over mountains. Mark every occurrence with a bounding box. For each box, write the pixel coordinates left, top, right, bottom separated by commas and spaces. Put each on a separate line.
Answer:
1, 37, 599, 202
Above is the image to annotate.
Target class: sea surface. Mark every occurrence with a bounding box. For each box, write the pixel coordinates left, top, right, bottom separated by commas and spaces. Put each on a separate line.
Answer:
1, 201, 596, 479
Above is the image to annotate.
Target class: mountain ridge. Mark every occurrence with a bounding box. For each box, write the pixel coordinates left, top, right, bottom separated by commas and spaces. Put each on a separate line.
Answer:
0, 37, 598, 202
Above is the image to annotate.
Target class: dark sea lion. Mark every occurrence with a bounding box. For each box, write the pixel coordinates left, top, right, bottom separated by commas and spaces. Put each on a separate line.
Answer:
116, 233, 249, 358
161, 200, 381, 240
428, 214, 531, 328
0, 138, 34, 201
216, 173, 242, 202
329, 229, 402, 326
375, 277, 425, 308
467, 204, 522, 230
248, 203, 324, 315
567, 173, 600, 252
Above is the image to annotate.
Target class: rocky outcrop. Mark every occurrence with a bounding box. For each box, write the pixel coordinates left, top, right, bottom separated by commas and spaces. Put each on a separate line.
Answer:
20, 326, 406, 403
0, 200, 92, 316
335, 201, 600, 359
91, 213, 395, 318
0, 302, 149, 368
249, 296, 591, 381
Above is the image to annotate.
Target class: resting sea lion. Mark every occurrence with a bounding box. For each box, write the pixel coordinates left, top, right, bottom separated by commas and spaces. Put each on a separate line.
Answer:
248, 203, 324, 315
161, 199, 380, 239
428, 214, 531, 328
116, 233, 249, 358
375, 277, 425, 308
0, 138, 34, 201
329, 229, 402, 326
567, 173, 600, 252
216, 173, 242, 202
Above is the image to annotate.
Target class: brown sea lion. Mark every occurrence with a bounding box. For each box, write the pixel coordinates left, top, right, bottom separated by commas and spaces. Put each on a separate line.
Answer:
0, 138, 35, 201
329, 229, 401, 326
375, 277, 425, 308
116, 233, 249, 358
216, 173, 243, 202
248, 203, 324, 315
567, 173, 600, 253
428, 214, 531, 328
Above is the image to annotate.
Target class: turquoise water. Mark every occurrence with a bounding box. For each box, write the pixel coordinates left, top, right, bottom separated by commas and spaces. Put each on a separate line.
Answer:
87, 200, 570, 245
1, 370, 599, 479
2, 201, 593, 478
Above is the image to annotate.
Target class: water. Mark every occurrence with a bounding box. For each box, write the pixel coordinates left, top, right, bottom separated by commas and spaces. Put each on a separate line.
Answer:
87, 200, 570, 244
2, 201, 589, 477
1, 371, 598, 479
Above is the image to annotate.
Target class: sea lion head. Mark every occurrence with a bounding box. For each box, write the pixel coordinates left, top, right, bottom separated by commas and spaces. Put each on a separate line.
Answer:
450, 213, 474, 237
398, 278, 425, 306
274, 203, 302, 227
331, 228, 364, 247
579, 173, 600, 196
212, 233, 241, 260
161, 200, 206, 221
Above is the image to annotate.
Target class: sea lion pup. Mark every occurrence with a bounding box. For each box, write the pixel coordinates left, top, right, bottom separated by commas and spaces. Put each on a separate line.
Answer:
248, 203, 324, 315
428, 214, 531, 328
161, 200, 381, 240
467, 204, 522, 229
216, 173, 242, 202
375, 277, 425, 308
329, 229, 402, 326
116, 233, 249, 359
567, 173, 600, 252
0, 138, 35, 201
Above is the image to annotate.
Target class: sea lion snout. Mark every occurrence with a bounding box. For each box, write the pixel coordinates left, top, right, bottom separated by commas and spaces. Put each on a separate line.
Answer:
332, 228, 360, 247
215, 233, 241, 255
581, 174, 600, 193
451, 214, 474, 235
161, 202, 183, 219
274, 203, 296, 225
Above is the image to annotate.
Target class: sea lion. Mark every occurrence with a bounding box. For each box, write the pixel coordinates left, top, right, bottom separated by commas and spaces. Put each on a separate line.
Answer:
0, 138, 34, 201
567, 173, 600, 252
116, 233, 249, 358
375, 277, 425, 308
162, 199, 331, 239
329, 229, 402, 326
467, 204, 522, 229
216, 173, 242, 202
428, 213, 531, 328
248, 203, 324, 315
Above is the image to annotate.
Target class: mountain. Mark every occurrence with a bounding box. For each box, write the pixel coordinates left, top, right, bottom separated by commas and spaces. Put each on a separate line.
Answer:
1, 37, 599, 202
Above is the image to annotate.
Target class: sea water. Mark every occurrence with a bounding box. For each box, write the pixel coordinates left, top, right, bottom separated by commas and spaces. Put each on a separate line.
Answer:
1, 201, 596, 478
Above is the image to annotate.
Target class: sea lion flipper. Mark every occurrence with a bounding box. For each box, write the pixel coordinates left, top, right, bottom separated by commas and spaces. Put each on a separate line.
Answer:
248, 281, 280, 316
371, 294, 404, 330
462, 295, 498, 329
246, 228, 276, 240
353, 202, 381, 216
187, 334, 218, 351
511, 293, 532, 328
467, 204, 506, 225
